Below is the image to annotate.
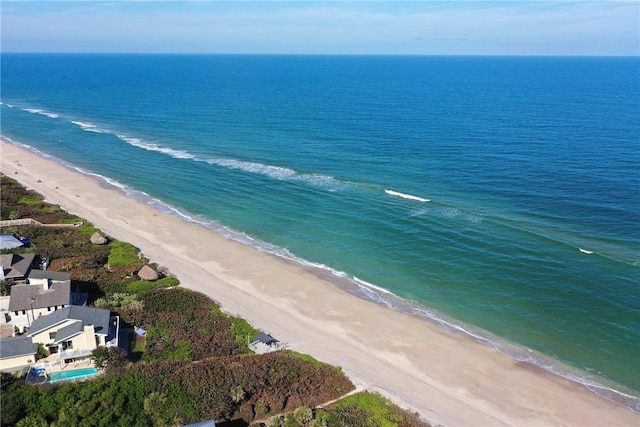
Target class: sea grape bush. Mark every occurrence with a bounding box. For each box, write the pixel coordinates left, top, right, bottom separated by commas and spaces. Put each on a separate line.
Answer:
137, 287, 219, 313
1, 352, 355, 426
133, 353, 355, 424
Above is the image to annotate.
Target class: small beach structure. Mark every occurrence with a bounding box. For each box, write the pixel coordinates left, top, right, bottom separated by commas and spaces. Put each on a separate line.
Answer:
249, 332, 286, 354
90, 232, 107, 245
137, 265, 159, 281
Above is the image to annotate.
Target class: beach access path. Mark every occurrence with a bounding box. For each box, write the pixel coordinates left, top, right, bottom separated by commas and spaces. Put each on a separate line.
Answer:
1, 138, 637, 426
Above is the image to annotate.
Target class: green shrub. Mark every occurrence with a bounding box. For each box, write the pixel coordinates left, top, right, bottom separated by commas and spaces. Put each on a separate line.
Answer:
282, 351, 329, 370
230, 318, 259, 346
94, 293, 142, 310
124, 276, 179, 294
108, 241, 140, 266
139, 288, 217, 313
325, 392, 428, 427
18, 195, 44, 206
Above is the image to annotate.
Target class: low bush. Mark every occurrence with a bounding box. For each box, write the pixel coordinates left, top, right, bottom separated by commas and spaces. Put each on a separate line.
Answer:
324, 392, 429, 427
108, 241, 141, 267
124, 276, 179, 294
230, 318, 260, 346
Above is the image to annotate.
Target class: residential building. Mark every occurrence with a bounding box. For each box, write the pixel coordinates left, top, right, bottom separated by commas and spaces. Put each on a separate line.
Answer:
27, 269, 71, 288
8, 280, 71, 333
27, 305, 118, 362
0, 253, 36, 282
0, 335, 37, 372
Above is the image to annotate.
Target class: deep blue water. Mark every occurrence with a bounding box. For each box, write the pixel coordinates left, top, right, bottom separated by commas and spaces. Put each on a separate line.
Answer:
2, 54, 639, 406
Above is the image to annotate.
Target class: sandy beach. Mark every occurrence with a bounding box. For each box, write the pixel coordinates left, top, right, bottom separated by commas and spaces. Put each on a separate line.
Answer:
1, 138, 638, 426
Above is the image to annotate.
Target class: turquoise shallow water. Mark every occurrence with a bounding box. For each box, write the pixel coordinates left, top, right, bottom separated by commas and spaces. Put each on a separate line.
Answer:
48, 368, 98, 382
1, 54, 638, 407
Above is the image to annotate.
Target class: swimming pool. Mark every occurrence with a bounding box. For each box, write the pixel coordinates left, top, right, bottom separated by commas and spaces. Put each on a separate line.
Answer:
47, 367, 98, 383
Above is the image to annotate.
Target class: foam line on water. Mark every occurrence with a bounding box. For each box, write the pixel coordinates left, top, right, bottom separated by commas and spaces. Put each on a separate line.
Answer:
22, 107, 58, 119
8, 105, 638, 266
385, 189, 430, 202
71, 121, 105, 133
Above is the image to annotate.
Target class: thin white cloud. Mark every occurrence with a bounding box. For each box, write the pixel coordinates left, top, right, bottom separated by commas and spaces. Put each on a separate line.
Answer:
1, 1, 638, 55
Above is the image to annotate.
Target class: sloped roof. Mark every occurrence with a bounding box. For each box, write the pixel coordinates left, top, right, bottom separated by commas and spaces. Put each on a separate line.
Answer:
90, 232, 107, 245
8, 280, 71, 312
28, 269, 71, 282
28, 305, 110, 337
53, 321, 83, 344
0, 253, 36, 280
0, 234, 24, 250
255, 332, 277, 344
138, 265, 159, 281
184, 420, 216, 427
0, 335, 37, 359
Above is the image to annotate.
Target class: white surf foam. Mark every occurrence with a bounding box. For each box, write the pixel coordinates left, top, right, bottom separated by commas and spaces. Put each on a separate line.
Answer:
579, 248, 594, 254
117, 134, 197, 160
385, 189, 430, 202
71, 121, 104, 133
23, 108, 58, 119
110, 130, 346, 190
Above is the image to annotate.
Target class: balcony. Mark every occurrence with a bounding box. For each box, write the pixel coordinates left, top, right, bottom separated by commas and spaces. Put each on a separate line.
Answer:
58, 348, 92, 360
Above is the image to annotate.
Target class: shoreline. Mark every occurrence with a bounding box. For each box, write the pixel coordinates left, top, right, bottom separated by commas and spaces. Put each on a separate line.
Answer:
2, 137, 638, 426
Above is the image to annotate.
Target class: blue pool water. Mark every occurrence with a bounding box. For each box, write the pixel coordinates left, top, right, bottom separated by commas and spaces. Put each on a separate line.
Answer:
47, 367, 98, 383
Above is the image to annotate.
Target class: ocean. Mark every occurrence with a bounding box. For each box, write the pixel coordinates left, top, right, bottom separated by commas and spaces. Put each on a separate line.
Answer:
1, 54, 638, 408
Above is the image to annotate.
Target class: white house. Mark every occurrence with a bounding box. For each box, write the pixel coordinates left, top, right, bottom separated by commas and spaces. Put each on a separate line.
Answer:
27, 269, 71, 289
8, 279, 71, 333
0, 335, 37, 372
27, 305, 118, 363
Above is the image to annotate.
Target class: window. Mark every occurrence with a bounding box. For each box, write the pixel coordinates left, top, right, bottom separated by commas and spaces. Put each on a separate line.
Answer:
22, 310, 26, 315
14, 311, 18, 316
49, 332, 56, 340
47, 307, 52, 312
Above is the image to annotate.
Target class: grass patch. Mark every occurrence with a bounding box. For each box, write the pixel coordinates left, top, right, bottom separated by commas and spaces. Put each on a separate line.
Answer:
18, 195, 44, 206
282, 350, 336, 370
124, 276, 180, 294
326, 391, 428, 427
230, 318, 260, 346
108, 241, 140, 266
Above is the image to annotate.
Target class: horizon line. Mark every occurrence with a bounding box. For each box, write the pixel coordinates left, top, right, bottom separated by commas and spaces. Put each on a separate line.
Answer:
1, 52, 638, 58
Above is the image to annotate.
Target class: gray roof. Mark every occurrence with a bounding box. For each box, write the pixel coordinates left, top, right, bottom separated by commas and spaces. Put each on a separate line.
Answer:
28, 269, 71, 282
8, 281, 71, 312
0, 253, 36, 280
0, 335, 37, 359
184, 421, 216, 427
28, 305, 110, 337
0, 234, 24, 250
53, 322, 83, 344
255, 332, 277, 344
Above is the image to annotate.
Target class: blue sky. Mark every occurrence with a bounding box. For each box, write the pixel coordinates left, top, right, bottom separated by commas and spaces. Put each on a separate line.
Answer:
1, 1, 638, 55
